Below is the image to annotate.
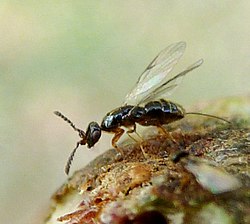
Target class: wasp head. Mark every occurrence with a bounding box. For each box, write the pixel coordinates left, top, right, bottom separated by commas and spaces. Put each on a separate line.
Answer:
86, 121, 102, 148
54, 111, 102, 174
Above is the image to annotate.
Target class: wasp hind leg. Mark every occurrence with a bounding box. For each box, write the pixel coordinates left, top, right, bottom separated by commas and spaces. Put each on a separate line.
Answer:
157, 125, 177, 144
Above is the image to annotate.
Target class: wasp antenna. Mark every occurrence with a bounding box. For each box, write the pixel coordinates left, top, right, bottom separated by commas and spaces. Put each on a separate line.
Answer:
54, 111, 86, 137
186, 112, 231, 124
65, 142, 80, 175
54, 111, 77, 130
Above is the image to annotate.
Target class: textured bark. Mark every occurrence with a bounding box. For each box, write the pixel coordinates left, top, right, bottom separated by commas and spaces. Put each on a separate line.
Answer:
45, 96, 250, 224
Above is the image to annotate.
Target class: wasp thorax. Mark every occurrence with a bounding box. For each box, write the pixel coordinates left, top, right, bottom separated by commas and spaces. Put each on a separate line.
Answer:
86, 122, 102, 148
130, 106, 145, 120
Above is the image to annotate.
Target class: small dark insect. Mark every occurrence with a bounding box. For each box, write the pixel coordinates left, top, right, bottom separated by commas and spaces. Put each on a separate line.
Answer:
55, 42, 229, 174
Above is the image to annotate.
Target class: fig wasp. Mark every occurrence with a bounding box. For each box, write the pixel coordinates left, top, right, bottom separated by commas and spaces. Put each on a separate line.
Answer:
55, 42, 229, 174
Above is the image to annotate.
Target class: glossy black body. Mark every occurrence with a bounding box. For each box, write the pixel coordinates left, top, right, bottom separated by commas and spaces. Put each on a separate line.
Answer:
101, 99, 184, 133
55, 98, 186, 175
101, 105, 135, 131
54, 42, 205, 174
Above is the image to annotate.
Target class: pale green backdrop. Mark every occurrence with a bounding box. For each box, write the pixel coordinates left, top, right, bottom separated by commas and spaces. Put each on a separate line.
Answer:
0, 1, 249, 223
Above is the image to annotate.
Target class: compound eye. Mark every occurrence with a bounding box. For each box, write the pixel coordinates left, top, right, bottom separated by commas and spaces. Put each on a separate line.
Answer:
86, 122, 101, 148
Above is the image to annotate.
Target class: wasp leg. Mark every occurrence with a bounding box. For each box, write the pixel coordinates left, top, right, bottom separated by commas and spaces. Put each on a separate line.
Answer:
157, 126, 177, 144
111, 128, 125, 156
127, 124, 148, 159
126, 124, 143, 142
132, 124, 143, 140
126, 124, 136, 134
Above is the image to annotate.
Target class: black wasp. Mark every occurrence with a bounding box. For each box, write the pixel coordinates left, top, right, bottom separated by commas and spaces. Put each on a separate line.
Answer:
55, 42, 229, 174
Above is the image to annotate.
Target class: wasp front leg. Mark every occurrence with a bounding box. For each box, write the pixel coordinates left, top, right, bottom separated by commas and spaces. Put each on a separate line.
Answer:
111, 128, 125, 156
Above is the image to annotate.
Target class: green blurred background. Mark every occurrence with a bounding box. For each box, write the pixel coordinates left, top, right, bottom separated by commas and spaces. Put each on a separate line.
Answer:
0, 1, 249, 223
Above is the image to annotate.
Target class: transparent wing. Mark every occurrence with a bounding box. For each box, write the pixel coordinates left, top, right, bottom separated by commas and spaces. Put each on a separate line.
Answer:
138, 59, 203, 104
124, 42, 186, 105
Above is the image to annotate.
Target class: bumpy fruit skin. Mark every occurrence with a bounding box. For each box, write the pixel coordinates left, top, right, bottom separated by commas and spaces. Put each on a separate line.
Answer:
45, 96, 250, 224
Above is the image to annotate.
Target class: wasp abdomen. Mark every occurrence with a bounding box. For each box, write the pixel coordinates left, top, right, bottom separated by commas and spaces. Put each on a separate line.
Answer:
137, 99, 184, 126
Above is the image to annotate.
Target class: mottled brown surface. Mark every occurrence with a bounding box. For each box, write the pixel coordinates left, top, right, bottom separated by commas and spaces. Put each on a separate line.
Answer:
46, 96, 250, 224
